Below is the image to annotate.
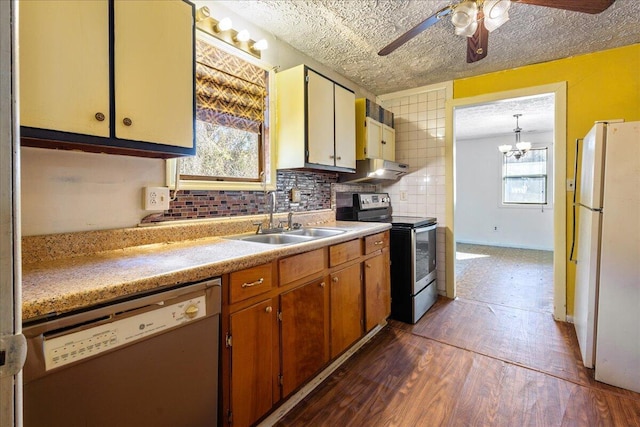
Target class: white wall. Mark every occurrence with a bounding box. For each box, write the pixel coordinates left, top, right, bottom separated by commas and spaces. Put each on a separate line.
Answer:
455, 131, 554, 250
20, 4, 375, 236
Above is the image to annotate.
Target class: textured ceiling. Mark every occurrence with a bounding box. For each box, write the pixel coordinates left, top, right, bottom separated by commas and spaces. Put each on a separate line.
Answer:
214, 0, 640, 95
455, 93, 555, 140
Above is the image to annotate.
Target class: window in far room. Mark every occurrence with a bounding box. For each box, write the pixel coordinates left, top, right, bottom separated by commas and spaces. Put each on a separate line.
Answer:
502, 147, 548, 204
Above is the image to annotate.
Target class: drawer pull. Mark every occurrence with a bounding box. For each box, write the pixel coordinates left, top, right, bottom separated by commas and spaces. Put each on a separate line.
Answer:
241, 278, 264, 288
374, 241, 384, 246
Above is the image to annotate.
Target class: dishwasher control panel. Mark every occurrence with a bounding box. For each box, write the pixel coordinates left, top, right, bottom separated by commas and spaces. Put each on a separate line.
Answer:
43, 294, 206, 371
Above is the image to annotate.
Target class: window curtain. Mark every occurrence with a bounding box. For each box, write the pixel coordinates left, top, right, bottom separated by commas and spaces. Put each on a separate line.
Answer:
195, 39, 267, 134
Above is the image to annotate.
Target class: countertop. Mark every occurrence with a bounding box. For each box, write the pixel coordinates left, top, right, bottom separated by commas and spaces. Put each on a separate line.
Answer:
22, 220, 390, 323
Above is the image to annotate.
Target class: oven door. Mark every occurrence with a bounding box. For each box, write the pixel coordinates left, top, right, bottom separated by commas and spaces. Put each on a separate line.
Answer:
413, 224, 437, 294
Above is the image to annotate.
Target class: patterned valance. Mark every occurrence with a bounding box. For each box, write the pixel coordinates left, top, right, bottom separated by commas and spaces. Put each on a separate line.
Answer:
195, 39, 268, 134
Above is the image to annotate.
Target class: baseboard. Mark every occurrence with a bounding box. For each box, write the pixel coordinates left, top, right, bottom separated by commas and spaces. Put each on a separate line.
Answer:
257, 324, 384, 426
455, 240, 553, 251
566, 315, 574, 324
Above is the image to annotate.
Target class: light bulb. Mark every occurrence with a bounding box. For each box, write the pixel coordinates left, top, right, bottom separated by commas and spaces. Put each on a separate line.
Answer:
516, 142, 531, 151
451, 0, 478, 29
216, 17, 232, 32
498, 144, 513, 153
483, 0, 511, 19
236, 29, 251, 42
253, 39, 268, 51
455, 20, 478, 37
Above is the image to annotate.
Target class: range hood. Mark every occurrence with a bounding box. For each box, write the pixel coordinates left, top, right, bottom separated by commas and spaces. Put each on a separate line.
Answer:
339, 158, 409, 184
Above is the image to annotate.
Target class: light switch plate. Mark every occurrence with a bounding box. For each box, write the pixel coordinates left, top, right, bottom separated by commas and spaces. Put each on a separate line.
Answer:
143, 187, 170, 211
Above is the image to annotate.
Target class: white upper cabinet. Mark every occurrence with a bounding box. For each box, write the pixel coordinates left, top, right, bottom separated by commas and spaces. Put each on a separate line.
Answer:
355, 98, 395, 161
19, 0, 195, 158
276, 65, 356, 172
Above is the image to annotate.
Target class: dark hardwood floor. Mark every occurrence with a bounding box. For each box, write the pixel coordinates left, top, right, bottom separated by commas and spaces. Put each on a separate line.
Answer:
274, 246, 640, 426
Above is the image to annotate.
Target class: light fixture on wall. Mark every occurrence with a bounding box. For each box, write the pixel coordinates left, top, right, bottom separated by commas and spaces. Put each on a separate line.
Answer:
195, 6, 268, 59
498, 114, 532, 160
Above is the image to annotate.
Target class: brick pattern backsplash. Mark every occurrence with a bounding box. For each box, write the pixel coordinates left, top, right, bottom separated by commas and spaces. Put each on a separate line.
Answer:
158, 170, 341, 221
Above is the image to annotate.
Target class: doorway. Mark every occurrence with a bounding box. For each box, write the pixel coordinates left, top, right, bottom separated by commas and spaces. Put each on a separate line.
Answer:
454, 94, 555, 313
444, 82, 567, 321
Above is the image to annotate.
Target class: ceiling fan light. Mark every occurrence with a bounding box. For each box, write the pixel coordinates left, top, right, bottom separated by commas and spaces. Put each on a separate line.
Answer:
484, 11, 509, 32
455, 20, 478, 37
451, 1, 478, 29
483, 0, 511, 20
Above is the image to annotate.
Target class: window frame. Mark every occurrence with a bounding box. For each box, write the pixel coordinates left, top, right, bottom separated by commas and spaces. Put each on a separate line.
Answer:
501, 146, 549, 206
166, 31, 276, 191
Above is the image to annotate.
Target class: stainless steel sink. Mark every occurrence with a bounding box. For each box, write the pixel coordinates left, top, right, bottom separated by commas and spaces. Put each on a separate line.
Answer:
286, 227, 347, 238
230, 233, 314, 245
226, 227, 347, 245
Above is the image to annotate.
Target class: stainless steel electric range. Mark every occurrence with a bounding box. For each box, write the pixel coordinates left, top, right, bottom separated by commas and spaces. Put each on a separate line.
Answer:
336, 192, 438, 323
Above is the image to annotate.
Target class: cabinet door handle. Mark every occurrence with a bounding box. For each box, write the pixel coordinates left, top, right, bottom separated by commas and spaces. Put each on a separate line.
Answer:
336, 156, 342, 160
332, 277, 338, 283
241, 278, 264, 288
381, 140, 386, 145
320, 282, 326, 288
94, 112, 105, 122
122, 117, 132, 126
374, 240, 384, 246
265, 306, 272, 313
329, 155, 335, 159
366, 263, 371, 268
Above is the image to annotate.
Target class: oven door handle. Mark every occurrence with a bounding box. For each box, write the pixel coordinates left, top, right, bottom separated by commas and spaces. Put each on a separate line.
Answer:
413, 224, 436, 234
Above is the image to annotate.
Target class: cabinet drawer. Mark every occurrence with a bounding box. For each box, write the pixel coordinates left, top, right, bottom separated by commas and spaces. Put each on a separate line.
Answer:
280, 248, 325, 285
229, 263, 273, 303
329, 239, 362, 267
364, 231, 389, 254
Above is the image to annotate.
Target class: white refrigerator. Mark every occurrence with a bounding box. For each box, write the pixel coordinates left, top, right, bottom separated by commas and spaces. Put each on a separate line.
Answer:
573, 120, 640, 393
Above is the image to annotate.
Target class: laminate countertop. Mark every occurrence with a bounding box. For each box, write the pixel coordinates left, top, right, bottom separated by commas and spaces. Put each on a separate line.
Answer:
22, 220, 390, 323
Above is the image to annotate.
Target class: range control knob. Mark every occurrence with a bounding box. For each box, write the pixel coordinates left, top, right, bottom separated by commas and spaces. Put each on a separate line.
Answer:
184, 304, 199, 319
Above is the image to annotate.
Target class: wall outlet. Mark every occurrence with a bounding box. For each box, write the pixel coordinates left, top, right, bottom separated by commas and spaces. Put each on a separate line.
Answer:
290, 188, 301, 203
143, 187, 170, 211
399, 191, 408, 201
493, 226, 498, 232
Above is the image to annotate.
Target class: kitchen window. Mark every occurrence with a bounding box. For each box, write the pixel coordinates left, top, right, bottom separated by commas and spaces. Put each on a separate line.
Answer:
168, 34, 274, 190
502, 147, 548, 204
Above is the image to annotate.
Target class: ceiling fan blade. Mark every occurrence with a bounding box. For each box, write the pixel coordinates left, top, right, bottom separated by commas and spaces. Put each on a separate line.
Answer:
378, 6, 453, 56
467, 11, 488, 63
515, 0, 615, 14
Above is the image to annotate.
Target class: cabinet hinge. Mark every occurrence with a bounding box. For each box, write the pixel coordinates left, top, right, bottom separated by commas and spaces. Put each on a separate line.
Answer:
305, 75, 309, 83
279, 374, 284, 386
364, 120, 367, 127
277, 311, 283, 321
227, 410, 233, 424
225, 333, 232, 348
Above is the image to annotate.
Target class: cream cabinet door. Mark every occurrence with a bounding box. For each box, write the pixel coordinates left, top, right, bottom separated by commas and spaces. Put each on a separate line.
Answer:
307, 70, 335, 166
381, 124, 395, 161
114, 0, 194, 148
365, 117, 382, 159
334, 84, 356, 169
19, 0, 110, 137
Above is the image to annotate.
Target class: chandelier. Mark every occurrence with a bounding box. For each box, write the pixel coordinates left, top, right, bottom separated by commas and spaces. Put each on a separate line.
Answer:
498, 114, 532, 160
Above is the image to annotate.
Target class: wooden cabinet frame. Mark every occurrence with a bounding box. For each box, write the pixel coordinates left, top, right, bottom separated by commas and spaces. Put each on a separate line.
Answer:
222, 231, 390, 426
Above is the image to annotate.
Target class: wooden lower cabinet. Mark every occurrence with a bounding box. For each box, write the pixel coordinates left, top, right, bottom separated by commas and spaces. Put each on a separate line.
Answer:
280, 278, 329, 397
330, 263, 363, 358
364, 248, 391, 331
228, 298, 276, 427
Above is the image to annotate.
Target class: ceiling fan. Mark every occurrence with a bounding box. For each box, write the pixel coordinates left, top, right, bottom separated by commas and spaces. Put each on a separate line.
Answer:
378, 0, 615, 63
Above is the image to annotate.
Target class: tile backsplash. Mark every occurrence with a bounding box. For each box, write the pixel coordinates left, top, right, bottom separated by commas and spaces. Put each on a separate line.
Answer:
155, 170, 368, 222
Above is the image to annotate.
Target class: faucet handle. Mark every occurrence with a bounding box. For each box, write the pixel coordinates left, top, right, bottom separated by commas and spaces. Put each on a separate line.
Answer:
252, 221, 263, 234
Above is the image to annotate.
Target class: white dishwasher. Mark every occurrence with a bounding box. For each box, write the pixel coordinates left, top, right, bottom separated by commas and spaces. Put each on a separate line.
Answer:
22, 278, 221, 427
